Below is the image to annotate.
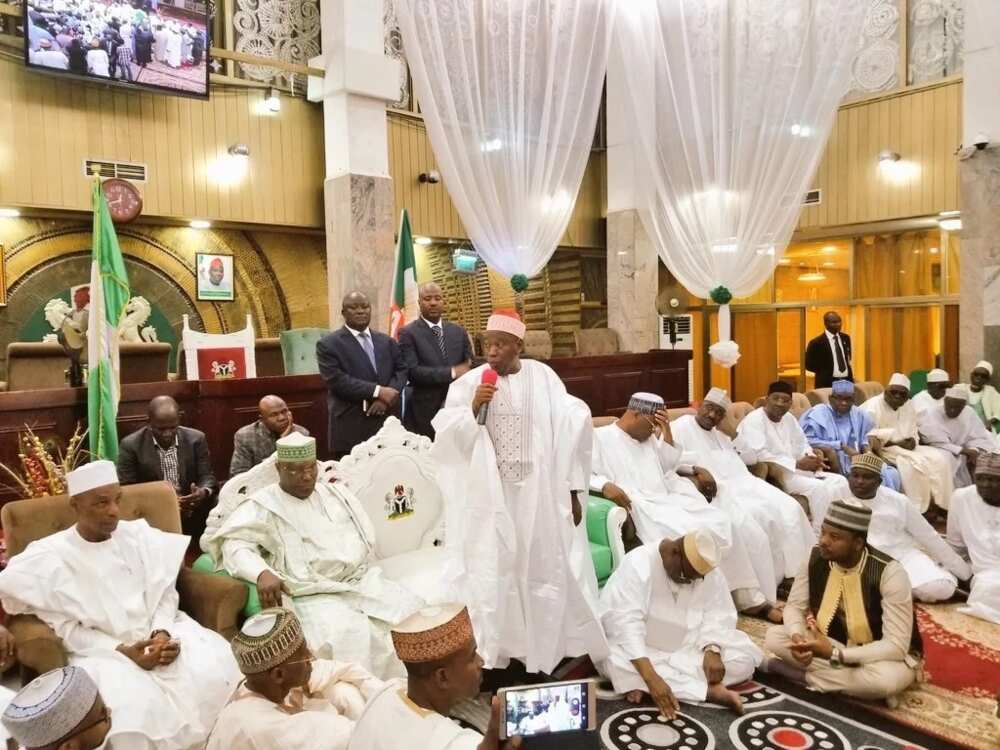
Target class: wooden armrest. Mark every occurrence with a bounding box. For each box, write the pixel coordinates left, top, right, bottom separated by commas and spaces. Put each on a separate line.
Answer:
177, 567, 248, 640
7, 613, 67, 678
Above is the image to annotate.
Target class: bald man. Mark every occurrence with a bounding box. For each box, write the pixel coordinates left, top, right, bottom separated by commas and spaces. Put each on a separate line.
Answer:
230, 395, 310, 476
398, 282, 474, 438
317, 291, 408, 458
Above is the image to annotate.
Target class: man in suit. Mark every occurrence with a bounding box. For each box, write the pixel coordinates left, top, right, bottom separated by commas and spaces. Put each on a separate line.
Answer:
805, 311, 854, 389
398, 282, 474, 439
116, 395, 217, 545
317, 290, 408, 459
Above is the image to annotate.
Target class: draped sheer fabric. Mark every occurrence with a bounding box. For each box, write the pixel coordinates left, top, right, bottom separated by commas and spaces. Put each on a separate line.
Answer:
395, 0, 615, 279
616, 0, 867, 364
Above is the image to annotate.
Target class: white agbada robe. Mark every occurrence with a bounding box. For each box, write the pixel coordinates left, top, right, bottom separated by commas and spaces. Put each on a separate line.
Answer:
599, 544, 763, 700
0, 520, 240, 750
207, 659, 384, 750
917, 402, 997, 508
153, 28, 168, 61
348, 679, 481, 750
861, 394, 953, 513
670, 415, 816, 579
911, 390, 941, 416
947, 486, 1000, 624
590, 423, 777, 606
734, 408, 850, 528
848, 488, 971, 601
431, 360, 608, 674
165, 27, 181, 67
203, 482, 423, 679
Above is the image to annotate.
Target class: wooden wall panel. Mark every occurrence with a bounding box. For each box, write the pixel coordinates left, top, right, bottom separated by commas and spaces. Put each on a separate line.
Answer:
798, 79, 962, 229
0, 58, 325, 227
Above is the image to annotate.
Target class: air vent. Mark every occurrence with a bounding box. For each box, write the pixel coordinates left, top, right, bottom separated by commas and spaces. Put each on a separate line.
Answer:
803, 188, 822, 206
83, 160, 148, 183
661, 316, 692, 335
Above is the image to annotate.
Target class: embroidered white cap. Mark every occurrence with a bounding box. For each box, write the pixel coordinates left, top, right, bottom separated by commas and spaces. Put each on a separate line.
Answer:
927, 368, 950, 383
703, 387, 731, 410
485, 309, 526, 340
888, 373, 911, 390
66, 460, 119, 497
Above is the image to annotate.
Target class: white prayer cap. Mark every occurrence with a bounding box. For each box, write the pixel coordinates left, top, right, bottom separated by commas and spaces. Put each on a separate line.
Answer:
927, 369, 950, 383
275, 432, 316, 463
2, 667, 99, 748
974, 360, 994, 376
628, 392, 664, 415
945, 385, 968, 401
66, 460, 118, 496
682, 529, 719, 576
702, 388, 731, 410
485, 309, 526, 340
888, 373, 911, 390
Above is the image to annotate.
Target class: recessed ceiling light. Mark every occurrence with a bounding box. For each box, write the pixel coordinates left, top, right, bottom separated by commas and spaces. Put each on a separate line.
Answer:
190, 219, 211, 229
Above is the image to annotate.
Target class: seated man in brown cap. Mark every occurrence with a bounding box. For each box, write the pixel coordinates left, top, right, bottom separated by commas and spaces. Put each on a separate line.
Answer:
208, 607, 384, 750
2, 666, 110, 750
764, 499, 920, 702
348, 604, 521, 750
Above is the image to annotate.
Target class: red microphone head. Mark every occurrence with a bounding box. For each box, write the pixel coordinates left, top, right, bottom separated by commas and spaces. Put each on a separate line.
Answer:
481, 367, 499, 386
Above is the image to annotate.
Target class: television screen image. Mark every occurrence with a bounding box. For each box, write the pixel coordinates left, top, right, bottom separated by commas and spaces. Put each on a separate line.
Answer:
24, 0, 209, 98
502, 680, 591, 738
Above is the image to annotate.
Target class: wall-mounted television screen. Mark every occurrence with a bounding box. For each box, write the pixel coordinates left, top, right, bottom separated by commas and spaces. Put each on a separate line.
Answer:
24, 0, 210, 98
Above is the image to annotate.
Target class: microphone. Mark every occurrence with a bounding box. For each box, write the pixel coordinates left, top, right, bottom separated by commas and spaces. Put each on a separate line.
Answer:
476, 367, 499, 425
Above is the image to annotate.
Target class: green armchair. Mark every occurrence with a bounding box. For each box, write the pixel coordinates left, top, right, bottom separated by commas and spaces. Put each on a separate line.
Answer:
279, 328, 328, 376
586, 494, 628, 587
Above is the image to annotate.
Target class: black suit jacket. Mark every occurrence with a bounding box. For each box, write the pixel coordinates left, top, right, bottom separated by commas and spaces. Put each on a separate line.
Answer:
316, 326, 408, 454
398, 319, 474, 438
116, 425, 217, 495
804, 331, 854, 389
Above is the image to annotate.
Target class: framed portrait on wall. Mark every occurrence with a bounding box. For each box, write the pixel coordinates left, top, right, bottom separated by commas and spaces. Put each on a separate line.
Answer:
196, 253, 235, 302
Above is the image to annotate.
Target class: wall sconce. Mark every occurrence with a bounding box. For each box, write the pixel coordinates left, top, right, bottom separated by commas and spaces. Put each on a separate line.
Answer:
938, 210, 961, 232
878, 150, 900, 172
264, 88, 281, 113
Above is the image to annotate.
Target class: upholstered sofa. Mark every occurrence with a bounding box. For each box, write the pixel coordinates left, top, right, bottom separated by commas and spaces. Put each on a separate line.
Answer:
1, 481, 248, 679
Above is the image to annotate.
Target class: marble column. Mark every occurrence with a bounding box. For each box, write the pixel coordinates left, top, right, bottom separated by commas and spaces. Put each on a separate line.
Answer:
959, 151, 1000, 374
311, 0, 401, 331
607, 210, 659, 352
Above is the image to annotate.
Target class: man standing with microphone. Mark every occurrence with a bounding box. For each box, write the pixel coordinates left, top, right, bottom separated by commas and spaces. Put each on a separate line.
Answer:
432, 310, 607, 680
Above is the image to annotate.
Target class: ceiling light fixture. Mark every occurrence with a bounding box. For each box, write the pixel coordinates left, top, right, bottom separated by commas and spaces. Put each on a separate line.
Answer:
413, 236, 433, 246
190, 219, 211, 229
264, 88, 281, 113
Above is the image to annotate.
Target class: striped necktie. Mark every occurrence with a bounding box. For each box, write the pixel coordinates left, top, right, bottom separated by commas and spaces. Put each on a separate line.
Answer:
431, 325, 447, 360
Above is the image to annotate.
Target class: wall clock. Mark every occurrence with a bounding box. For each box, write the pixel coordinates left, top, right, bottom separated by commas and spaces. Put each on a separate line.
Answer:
102, 178, 143, 224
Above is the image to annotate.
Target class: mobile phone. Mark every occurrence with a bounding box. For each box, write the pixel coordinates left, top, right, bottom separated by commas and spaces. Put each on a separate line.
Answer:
497, 678, 597, 740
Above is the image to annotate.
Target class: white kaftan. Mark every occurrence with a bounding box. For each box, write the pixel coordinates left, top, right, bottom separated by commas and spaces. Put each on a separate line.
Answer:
431, 360, 607, 674
207, 659, 384, 750
947, 486, 1000, 624
734, 408, 850, 526
0, 521, 240, 750
910, 390, 940, 416
861, 394, 953, 513
203, 482, 423, 679
165, 29, 181, 67
848, 488, 971, 602
917, 402, 997, 508
591, 423, 777, 607
599, 544, 762, 700
670, 415, 816, 579
348, 679, 481, 750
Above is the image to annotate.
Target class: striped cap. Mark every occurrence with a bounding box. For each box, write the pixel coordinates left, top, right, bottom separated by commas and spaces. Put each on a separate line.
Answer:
851, 452, 884, 476
824, 498, 872, 534
275, 432, 316, 463
231, 607, 305, 674
832, 380, 855, 396
975, 451, 1000, 477
628, 392, 664, 415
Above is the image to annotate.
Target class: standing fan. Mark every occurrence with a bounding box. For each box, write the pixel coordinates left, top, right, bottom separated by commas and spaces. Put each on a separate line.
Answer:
656, 285, 689, 347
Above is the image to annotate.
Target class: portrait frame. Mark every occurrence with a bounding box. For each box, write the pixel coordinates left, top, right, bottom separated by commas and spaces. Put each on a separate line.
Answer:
196, 252, 235, 302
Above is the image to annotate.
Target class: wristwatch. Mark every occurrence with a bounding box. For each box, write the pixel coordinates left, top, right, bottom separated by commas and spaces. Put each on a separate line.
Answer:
830, 647, 843, 668
703, 644, 722, 655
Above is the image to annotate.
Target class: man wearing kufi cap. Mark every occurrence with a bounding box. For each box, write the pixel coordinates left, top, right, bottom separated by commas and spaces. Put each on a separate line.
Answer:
946, 452, 1000, 625
600, 531, 763, 717
2, 667, 109, 750
208, 608, 383, 750
842, 453, 970, 602
203, 432, 423, 680
672, 389, 816, 580
911, 368, 951, 415
964, 360, 1000, 433
0, 460, 241, 749
917, 383, 998, 508
350, 604, 520, 749
764, 499, 921, 701
431, 309, 607, 675
861, 373, 956, 513
736, 381, 851, 532
593, 392, 781, 621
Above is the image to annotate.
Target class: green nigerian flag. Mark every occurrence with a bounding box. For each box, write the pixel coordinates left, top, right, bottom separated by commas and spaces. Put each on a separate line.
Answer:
87, 179, 131, 460
389, 208, 419, 340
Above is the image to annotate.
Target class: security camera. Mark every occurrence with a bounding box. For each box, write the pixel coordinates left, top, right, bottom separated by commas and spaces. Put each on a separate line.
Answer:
419, 170, 441, 184
974, 132, 990, 150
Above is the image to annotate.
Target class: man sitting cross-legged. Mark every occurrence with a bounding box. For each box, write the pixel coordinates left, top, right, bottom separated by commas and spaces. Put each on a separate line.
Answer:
202, 432, 423, 679
0, 461, 241, 749
593, 392, 780, 620
2, 667, 111, 750
947, 452, 1000, 625
599, 531, 763, 718
208, 607, 384, 750
764, 499, 921, 702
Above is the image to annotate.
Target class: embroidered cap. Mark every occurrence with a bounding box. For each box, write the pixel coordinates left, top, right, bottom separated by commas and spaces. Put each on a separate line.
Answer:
831, 380, 855, 396
974, 360, 994, 377
485, 309, 526, 340
391, 604, 474, 663
927, 368, 950, 384
231, 607, 306, 674
823, 498, 872, 534
851, 452, 884, 476
627, 392, 664, 415
2, 667, 99, 749
275, 432, 316, 463
887, 373, 910, 390
66, 460, 118, 497
702, 388, 731, 410
682, 529, 719, 577
974, 451, 1000, 478
945, 385, 968, 402
768, 381, 794, 396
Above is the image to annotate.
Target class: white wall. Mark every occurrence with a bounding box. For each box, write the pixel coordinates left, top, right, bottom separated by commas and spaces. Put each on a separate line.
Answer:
963, 0, 1000, 147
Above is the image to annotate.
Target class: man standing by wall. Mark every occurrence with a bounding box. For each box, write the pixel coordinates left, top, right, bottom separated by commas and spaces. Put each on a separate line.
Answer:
805, 312, 854, 389
398, 282, 474, 439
